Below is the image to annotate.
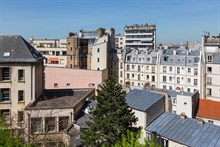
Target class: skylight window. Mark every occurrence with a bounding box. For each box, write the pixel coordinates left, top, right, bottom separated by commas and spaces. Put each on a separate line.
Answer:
3, 52, 10, 57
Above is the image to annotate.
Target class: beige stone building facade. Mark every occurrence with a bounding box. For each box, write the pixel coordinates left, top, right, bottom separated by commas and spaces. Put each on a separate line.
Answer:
0, 35, 44, 127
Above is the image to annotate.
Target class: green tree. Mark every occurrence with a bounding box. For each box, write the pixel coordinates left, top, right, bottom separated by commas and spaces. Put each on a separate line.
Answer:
114, 130, 160, 147
0, 119, 32, 147
81, 77, 139, 146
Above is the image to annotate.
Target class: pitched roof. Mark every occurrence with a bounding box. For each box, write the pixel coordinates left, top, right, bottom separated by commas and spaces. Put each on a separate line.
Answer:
146, 112, 220, 147
197, 99, 220, 120
125, 89, 164, 112
0, 35, 44, 63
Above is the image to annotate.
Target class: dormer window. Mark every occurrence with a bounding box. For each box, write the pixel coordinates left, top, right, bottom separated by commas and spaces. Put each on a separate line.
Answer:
207, 55, 213, 63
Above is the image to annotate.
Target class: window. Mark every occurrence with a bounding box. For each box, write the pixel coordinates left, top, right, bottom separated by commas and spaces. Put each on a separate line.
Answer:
152, 76, 155, 82
131, 82, 134, 86
59, 117, 69, 131
177, 67, 180, 74
45, 117, 56, 133
120, 71, 123, 77
177, 77, 180, 84
187, 78, 191, 83
184, 102, 187, 105
163, 85, 166, 89
31, 118, 42, 133
194, 79, 198, 85
207, 77, 212, 85
97, 68, 100, 70
127, 73, 130, 79
89, 83, 95, 87
146, 66, 149, 71
207, 88, 212, 96
127, 65, 130, 71
1, 89, 10, 101
169, 76, 172, 82
132, 74, 134, 78
0, 110, 10, 124
138, 83, 140, 86
138, 65, 141, 72
132, 65, 135, 69
120, 63, 123, 69
169, 86, 172, 90
207, 67, 212, 73
1, 67, 10, 81
163, 76, 167, 82
152, 66, 155, 73
18, 70, 24, 81
164, 56, 168, 61
18, 111, 24, 122
97, 48, 100, 53
138, 74, 140, 80
173, 98, 176, 104
188, 68, 191, 73
146, 75, 149, 80
194, 68, 198, 75
207, 55, 213, 62
188, 60, 191, 63
169, 67, 172, 72
163, 66, 167, 73
97, 58, 100, 62
18, 90, 24, 101
54, 83, 58, 88
66, 83, 70, 87
187, 88, 191, 92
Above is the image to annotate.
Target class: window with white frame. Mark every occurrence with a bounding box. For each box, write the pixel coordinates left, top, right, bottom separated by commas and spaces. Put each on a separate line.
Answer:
207, 55, 213, 63
207, 77, 212, 85
207, 88, 212, 96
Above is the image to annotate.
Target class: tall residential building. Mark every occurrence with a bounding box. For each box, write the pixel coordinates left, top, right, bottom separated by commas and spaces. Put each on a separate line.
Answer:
124, 23, 156, 50
115, 33, 125, 49
202, 33, 220, 101
158, 48, 201, 93
118, 48, 158, 87
66, 28, 115, 73
30, 37, 67, 67
0, 35, 44, 126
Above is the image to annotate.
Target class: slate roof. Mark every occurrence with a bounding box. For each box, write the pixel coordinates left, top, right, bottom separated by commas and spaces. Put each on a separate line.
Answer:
146, 112, 220, 147
25, 89, 94, 109
0, 35, 43, 63
125, 89, 164, 112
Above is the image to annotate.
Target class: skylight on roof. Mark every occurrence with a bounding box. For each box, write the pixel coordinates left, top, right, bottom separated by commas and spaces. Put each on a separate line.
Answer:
3, 52, 10, 57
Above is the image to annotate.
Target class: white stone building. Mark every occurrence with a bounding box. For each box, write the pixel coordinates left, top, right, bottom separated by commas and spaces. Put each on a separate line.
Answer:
201, 33, 220, 101
158, 48, 201, 94
118, 48, 158, 87
124, 23, 156, 50
115, 33, 125, 49
30, 37, 67, 67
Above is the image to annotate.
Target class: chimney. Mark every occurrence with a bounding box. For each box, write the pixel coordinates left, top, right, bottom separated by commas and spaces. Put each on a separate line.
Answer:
98, 28, 105, 38
173, 48, 176, 55
197, 118, 204, 125
180, 112, 186, 119
68, 32, 75, 37
79, 30, 84, 38
146, 48, 149, 55
136, 49, 139, 55
176, 87, 181, 92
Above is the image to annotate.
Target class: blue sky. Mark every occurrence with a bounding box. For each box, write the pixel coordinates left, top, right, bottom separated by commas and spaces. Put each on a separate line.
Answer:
0, 0, 219, 43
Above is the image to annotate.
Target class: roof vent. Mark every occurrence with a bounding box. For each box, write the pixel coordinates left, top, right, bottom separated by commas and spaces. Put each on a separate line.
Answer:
3, 52, 10, 57
180, 112, 186, 119
197, 118, 204, 125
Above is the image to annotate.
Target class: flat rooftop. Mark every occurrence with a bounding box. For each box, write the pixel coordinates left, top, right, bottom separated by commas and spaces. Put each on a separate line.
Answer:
26, 89, 94, 109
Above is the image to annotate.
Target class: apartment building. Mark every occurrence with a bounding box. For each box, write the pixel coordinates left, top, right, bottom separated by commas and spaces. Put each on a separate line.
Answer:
115, 33, 125, 49
202, 33, 220, 101
118, 48, 158, 87
124, 23, 156, 50
66, 28, 115, 73
0, 35, 44, 126
158, 48, 201, 93
30, 37, 67, 67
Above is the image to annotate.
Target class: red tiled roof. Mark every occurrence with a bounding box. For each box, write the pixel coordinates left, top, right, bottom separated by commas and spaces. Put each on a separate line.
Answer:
197, 99, 220, 120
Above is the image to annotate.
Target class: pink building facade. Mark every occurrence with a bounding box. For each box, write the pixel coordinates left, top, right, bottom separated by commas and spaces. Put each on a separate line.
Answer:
44, 67, 108, 91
